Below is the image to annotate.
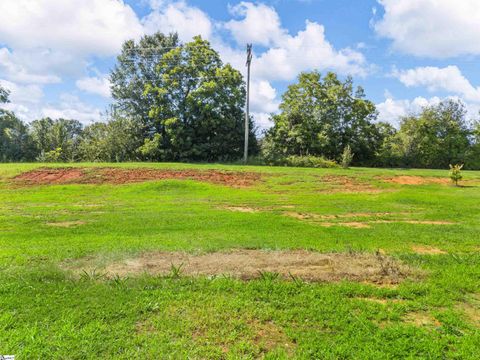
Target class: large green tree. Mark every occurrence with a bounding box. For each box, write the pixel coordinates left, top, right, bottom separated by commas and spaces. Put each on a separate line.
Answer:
110, 32, 180, 135
384, 100, 471, 169
143, 36, 256, 162
262, 71, 380, 164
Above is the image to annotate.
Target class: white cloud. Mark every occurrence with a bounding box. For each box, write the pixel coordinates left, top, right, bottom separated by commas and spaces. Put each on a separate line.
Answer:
76, 76, 111, 98
222, 3, 368, 81
392, 66, 480, 103
0, 48, 61, 84
225, 2, 285, 47
250, 80, 279, 114
253, 21, 368, 82
375, 0, 480, 58
0, 0, 143, 57
143, 0, 212, 41
252, 112, 273, 132
376, 92, 480, 126
0, 79, 43, 105
376, 95, 442, 125
41, 94, 104, 124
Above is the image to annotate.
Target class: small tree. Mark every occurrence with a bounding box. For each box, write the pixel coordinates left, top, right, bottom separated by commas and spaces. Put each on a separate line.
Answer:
341, 145, 354, 169
449, 164, 463, 186
37, 147, 63, 163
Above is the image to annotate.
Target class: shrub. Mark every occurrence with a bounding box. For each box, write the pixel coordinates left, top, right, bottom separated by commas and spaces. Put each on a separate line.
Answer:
341, 145, 354, 169
276, 155, 338, 168
449, 164, 463, 186
37, 148, 63, 163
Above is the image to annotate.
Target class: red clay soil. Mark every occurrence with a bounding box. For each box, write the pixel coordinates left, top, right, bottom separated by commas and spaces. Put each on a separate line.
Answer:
14, 167, 261, 187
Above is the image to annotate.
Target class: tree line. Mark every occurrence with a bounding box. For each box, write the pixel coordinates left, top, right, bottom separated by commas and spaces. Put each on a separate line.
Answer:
1, 32, 479, 169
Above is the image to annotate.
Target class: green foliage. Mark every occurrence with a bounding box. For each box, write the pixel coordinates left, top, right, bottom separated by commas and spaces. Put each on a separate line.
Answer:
341, 145, 354, 169
378, 100, 471, 169
79, 116, 143, 162
37, 147, 63, 162
274, 155, 338, 168
143, 36, 257, 162
111, 33, 257, 162
0, 84, 10, 104
110, 32, 180, 133
30, 118, 83, 162
0, 87, 35, 162
262, 71, 380, 164
449, 164, 463, 186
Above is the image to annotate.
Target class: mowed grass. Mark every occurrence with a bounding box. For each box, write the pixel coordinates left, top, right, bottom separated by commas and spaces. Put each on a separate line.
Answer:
0, 163, 479, 359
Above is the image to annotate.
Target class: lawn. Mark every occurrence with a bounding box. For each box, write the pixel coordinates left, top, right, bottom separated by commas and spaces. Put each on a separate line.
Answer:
0, 163, 479, 359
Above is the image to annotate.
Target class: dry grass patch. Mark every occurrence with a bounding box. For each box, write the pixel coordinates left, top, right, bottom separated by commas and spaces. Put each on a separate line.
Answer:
404, 312, 441, 327
456, 294, 480, 327
46, 221, 86, 228
250, 319, 296, 355
319, 175, 381, 193
222, 206, 259, 213
355, 297, 406, 305
382, 176, 450, 186
411, 245, 448, 255
284, 211, 454, 229
65, 250, 415, 285
320, 222, 371, 229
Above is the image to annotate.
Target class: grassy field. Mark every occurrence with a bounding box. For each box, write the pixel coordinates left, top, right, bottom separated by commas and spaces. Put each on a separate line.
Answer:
0, 163, 479, 359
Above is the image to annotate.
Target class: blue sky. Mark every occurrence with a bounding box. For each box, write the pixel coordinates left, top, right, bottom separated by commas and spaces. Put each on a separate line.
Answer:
1, 0, 480, 130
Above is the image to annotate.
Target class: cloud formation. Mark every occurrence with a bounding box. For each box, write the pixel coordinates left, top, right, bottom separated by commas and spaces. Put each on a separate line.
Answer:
392, 66, 480, 103
375, 0, 480, 58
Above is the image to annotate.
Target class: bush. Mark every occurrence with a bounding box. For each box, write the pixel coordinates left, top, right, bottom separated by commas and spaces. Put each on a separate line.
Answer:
273, 155, 338, 168
341, 145, 354, 169
37, 148, 63, 163
449, 164, 463, 186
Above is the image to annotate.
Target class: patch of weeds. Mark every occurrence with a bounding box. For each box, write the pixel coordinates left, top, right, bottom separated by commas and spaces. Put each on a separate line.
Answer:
169, 263, 184, 279
79, 269, 107, 281
258, 271, 280, 282
109, 274, 129, 288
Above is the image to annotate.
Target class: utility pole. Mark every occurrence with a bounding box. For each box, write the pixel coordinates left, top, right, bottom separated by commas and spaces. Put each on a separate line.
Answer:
244, 44, 253, 164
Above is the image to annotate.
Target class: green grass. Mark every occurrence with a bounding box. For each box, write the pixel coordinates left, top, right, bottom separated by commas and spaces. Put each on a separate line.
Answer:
0, 163, 479, 359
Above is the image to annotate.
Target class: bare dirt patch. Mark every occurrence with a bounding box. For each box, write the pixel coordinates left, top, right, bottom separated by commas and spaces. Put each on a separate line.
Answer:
320, 175, 381, 193
250, 319, 295, 355
66, 250, 414, 285
404, 312, 441, 327
411, 245, 448, 255
374, 220, 454, 226
14, 167, 261, 188
319, 222, 371, 229
382, 176, 450, 186
15, 168, 85, 184
284, 212, 454, 228
46, 221, 86, 228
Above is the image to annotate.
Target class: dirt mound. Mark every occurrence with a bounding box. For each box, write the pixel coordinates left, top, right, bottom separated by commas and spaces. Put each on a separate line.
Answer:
14, 168, 85, 184
383, 176, 450, 185
14, 167, 261, 187
67, 250, 413, 285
